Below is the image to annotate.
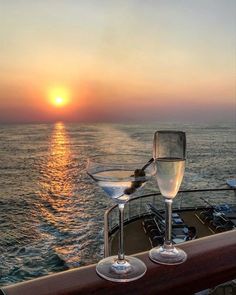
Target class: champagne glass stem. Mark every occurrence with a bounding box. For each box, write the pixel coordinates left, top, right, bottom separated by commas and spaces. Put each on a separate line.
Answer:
164, 198, 173, 249
118, 204, 125, 261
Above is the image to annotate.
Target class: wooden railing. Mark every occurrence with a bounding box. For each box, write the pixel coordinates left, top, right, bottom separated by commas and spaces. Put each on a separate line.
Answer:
1, 230, 236, 295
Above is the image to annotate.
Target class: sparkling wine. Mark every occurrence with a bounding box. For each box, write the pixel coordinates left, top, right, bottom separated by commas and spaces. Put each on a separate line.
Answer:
156, 158, 185, 199
91, 169, 148, 204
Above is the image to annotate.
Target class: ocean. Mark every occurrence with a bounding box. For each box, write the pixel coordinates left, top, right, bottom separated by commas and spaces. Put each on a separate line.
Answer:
0, 122, 235, 286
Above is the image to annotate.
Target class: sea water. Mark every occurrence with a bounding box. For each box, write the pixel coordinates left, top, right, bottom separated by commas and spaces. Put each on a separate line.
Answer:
0, 122, 235, 286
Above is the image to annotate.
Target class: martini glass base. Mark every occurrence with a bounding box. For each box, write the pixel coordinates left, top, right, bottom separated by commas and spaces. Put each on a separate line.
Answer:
96, 255, 147, 282
149, 246, 187, 265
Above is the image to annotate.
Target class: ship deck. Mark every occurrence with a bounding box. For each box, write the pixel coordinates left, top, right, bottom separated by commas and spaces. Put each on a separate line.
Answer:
110, 208, 217, 255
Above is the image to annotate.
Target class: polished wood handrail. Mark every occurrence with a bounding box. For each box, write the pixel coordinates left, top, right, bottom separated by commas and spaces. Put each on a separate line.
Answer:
1, 231, 236, 295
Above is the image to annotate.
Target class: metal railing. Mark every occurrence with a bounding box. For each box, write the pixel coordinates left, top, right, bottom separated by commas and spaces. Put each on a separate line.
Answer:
104, 187, 236, 257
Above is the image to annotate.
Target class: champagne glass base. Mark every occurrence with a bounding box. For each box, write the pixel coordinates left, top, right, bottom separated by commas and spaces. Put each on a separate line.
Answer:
96, 255, 147, 282
149, 246, 187, 265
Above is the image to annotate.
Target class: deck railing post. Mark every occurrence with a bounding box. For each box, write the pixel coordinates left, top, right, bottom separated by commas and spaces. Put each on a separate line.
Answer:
139, 197, 142, 217
128, 200, 130, 221
104, 209, 109, 258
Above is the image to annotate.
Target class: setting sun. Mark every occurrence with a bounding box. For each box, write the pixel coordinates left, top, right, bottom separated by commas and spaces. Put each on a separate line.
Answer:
54, 97, 64, 106
48, 86, 70, 107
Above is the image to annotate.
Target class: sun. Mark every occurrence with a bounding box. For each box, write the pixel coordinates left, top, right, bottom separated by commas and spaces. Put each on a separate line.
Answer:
54, 97, 64, 106
48, 87, 70, 107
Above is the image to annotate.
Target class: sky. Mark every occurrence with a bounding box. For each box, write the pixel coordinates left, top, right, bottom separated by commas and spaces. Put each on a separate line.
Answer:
0, 0, 235, 123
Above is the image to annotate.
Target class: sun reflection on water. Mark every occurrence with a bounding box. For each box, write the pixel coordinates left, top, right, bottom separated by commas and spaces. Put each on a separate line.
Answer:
39, 122, 75, 213
45, 122, 73, 196
38, 122, 82, 266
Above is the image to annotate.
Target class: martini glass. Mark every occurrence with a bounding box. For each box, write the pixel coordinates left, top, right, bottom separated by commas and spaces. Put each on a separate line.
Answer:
149, 131, 187, 265
87, 154, 153, 282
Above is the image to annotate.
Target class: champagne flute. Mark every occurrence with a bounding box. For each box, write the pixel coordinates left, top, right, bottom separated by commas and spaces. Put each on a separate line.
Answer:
87, 154, 154, 282
149, 131, 187, 265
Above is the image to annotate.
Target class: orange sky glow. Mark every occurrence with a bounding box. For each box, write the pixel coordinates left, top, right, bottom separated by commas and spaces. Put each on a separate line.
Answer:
0, 1, 235, 123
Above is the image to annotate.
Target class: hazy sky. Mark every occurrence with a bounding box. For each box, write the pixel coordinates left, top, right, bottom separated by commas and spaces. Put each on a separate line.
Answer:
0, 0, 235, 123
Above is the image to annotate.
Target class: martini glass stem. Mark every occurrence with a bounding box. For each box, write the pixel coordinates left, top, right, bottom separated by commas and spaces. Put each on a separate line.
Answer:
164, 198, 173, 250
118, 204, 125, 261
